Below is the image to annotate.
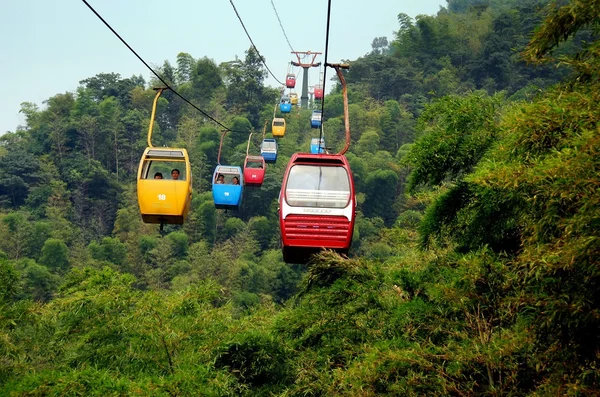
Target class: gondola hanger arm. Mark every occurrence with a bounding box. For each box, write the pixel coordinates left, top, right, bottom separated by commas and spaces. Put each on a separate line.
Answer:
327, 64, 351, 155
217, 129, 228, 165
246, 132, 253, 157
262, 120, 268, 141
147, 87, 168, 148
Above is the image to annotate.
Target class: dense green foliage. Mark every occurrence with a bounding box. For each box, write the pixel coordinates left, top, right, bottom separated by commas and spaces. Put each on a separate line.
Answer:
1, 0, 599, 394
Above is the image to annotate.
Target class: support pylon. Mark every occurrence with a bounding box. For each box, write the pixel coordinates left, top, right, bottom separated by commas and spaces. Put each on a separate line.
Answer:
290, 51, 321, 109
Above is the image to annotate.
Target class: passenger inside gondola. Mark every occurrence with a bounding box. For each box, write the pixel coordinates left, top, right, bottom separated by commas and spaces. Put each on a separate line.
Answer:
143, 160, 186, 180
214, 173, 241, 184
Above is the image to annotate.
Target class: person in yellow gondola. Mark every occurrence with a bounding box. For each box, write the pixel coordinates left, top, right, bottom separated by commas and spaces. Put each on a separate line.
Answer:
154, 172, 163, 179
232, 176, 240, 185
215, 174, 225, 184
171, 169, 180, 180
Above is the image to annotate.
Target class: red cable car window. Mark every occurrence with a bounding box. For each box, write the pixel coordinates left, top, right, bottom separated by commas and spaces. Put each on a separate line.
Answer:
285, 165, 350, 208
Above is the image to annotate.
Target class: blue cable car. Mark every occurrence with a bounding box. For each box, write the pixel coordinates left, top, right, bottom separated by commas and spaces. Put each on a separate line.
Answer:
310, 137, 326, 154
212, 165, 243, 209
311, 110, 322, 129
261, 138, 278, 163
280, 95, 292, 114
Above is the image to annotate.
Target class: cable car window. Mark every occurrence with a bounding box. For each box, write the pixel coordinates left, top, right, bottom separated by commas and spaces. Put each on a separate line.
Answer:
214, 173, 240, 184
262, 141, 276, 150
285, 165, 350, 208
142, 160, 187, 180
273, 120, 285, 127
246, 161, 264, 168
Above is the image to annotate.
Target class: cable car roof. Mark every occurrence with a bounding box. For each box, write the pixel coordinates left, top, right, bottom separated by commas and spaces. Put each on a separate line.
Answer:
291, 153, 346, 165
215, 165, 241, 173
144, 149, 186, 159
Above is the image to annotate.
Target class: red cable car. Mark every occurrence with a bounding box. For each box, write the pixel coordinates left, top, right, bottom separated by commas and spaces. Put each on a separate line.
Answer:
243, 155, 266, 186
314, 84, 324, 100
286, 73, 296, 88
279, 153, 356, 264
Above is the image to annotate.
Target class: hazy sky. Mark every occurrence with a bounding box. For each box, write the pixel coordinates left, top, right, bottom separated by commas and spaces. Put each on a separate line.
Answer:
0, 0, 446, 134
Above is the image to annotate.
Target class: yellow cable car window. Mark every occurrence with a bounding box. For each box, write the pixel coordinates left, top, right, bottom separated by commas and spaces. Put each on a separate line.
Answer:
142, 160, 187, 180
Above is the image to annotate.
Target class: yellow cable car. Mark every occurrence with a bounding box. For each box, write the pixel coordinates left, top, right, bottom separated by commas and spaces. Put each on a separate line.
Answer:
137, 147, 192, 225
137, 88, 192, 227
290, 92, 298, 105
272, 117, 286, 137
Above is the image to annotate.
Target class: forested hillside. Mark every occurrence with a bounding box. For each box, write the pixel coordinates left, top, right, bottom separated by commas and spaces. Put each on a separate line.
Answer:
1, 0, 599, 394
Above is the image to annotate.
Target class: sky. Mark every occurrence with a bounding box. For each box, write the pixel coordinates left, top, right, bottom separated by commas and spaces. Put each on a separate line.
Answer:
0, 0, 447, 135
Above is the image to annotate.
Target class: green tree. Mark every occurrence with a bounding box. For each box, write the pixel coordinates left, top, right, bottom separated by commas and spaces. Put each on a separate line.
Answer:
0, 258, 19, 304
191, 57, 223, 107
223, 217, 246, 240
15, 259, 60, 302
248, 216, 274, 251
363, 169, 399, 225
167, 231, 189, 259
89, 237, 127, 266
355, 130, 380, 155
39, 238, 69, 273
0, 212, 32, 260
99, 97, 124, 179
198, 200, 217, 245
406, 92, 501, 191
0, 149, 41, 207
176, 52, 195, 84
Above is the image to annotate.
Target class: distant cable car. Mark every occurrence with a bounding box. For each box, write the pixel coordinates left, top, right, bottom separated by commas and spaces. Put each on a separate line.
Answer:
243, 155, 266, 186
314, 84, 324, 100
261, 138, 278, 163
279, 153, 356, 264
212, 165, 243, 209
280, 95, 292, 113
290, 92, 298, 105
310, 137, 326, 154
137, 87, 192, 229
272, 117, 286, 137
286, 73, 296, 88
311, 110, 322, 129
137, 148, 192, 225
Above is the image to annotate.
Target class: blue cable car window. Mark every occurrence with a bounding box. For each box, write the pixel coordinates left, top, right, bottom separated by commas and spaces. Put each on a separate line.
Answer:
285, 165, 350, 208
214, 174, 241, 184
262, 141, 277, 150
